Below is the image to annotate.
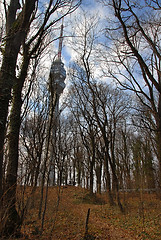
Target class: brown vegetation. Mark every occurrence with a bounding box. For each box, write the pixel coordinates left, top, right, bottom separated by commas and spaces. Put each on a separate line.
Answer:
6, 186, 161, 240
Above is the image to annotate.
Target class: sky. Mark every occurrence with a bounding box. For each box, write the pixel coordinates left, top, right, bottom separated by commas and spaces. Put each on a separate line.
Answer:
1, 0, 157, 115
0, 0, 109, 86
62, 0, 106, 64
81, 0, 97, 8
41, 0, 107, 79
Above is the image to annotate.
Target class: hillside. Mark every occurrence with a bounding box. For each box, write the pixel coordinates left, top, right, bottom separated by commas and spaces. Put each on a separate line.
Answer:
11, 186, 161, 240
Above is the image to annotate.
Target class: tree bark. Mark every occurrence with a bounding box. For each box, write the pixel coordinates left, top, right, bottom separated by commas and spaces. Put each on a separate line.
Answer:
96, 162, 102, 194
0, 0, 37, 203
1, 44, 32, 235
90, 135, 95, 194
156, 95, 161, 188
104, 150, 114, 206
2, 83, 22, 236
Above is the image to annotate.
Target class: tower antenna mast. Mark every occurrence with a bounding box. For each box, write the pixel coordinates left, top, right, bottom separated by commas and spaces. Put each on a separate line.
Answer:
58, 17, 64, 60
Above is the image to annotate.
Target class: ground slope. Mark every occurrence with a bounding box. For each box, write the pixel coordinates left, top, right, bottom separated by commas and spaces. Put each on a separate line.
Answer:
16, 186, 161, 240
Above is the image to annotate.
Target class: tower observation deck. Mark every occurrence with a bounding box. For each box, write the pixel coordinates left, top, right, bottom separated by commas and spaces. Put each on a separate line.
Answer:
49, 59, 66, 95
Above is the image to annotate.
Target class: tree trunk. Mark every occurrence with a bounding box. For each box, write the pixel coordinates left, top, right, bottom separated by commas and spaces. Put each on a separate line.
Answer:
156, 95, 161, 189
90, 135, 95, 194
1, 83, 22, 236
0, 38, 34, 238
73, 161, 76, 185
96, 163, 102, 194
0, 48, 18, 203
89, 160, 94, 194
77, 168, 81, 186
104, 156, 114, 206
0, 0, 37, 202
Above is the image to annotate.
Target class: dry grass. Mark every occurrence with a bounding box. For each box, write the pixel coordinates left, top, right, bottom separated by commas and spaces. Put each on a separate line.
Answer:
11, 186, 161, 239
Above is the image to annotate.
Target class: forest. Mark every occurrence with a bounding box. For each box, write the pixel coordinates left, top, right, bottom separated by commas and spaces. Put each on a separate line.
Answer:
0, 0, 161, 239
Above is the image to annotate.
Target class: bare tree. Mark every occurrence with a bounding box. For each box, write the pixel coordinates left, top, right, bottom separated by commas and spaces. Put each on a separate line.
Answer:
67, 78, 99, 194
100, 0, 161, 188
0, 0, 81, 237
66, 11, 128, 209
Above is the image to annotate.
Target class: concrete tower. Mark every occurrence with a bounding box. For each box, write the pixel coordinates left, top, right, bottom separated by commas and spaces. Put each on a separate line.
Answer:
48, 20, 66, 186
49, 20, 66, 115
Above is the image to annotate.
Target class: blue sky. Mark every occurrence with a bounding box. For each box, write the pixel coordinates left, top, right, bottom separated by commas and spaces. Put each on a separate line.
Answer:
32, 0, 108, 89
81, 0, 97, 8
61, 0, 106, 63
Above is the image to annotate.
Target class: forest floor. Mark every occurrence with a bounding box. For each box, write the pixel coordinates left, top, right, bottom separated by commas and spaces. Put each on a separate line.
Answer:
11, 186, 161, 239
